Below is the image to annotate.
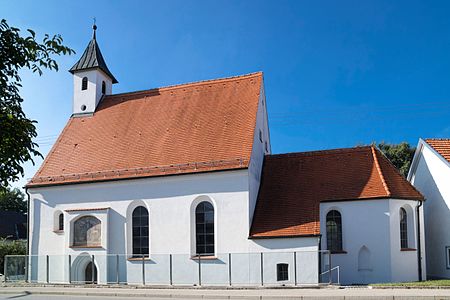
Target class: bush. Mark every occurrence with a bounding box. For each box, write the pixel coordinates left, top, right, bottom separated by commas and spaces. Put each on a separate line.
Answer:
0, 238, 26, 274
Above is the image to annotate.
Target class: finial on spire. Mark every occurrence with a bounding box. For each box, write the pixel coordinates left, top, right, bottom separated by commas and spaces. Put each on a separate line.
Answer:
92, 17, 97, 39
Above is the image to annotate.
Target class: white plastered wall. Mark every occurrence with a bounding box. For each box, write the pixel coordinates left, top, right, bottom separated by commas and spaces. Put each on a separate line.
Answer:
320, 199, 423, 285
389, 199, 425, 282
72, 69, 112, 115
28, 169, 319, 285
248, 77, 271, 226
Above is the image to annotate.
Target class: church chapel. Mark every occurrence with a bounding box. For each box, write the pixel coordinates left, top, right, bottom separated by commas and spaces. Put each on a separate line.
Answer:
26, 25, 425, 285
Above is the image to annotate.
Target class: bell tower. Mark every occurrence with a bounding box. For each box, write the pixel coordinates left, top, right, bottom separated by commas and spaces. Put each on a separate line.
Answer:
69, 24, 118, 115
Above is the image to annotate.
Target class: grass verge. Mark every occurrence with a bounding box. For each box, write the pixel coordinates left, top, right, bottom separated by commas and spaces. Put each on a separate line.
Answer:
371, 280, 450, 287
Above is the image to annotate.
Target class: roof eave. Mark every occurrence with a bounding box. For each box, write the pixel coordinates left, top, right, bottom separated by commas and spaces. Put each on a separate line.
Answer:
68, 66, 118, 84
248, 234, 321, 239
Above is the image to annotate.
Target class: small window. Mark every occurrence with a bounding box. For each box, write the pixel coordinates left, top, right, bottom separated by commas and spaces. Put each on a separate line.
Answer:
82, 77, 88, 90
277, 263, 289, 281
400, 208, 408, 249
58, 213, 64, 231
446, 247, 450, 269
101, 81, 106, 94
265, 141, 268, 153
259, 130, 263, 143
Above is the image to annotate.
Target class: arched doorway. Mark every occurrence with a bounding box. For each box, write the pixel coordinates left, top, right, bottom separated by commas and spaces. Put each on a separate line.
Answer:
85, 261, 97, 284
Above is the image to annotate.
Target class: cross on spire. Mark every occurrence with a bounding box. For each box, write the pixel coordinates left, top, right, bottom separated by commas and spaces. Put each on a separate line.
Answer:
92, 17, 97, 40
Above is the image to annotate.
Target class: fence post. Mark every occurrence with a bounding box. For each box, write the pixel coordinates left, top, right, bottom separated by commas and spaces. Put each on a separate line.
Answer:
46, 255, 49, 283
3, 255, 7, 283
228, 253, 232, 286
116, 255, 119, 284
328, 251, 332, 285
169, 254, 172, 285
337, 266, 341, 285
142, 255, 145, 285
25, 255, 29, 283
91, 255, 95, 284
260, 252, 264, 286
293, 251, 297, 286
68, 255, 72, 284
198, 255, 202, 286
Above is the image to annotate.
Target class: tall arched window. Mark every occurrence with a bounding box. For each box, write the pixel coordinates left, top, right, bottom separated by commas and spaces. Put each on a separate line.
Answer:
326, 210, 343, 252
195, 202, 214, 256
101, 81, 106, 94
400, 208, 408, 249
81, 77, 87, 91
58, 213, 64, 231
73, 216, 101, 247
132, 206, 149, 257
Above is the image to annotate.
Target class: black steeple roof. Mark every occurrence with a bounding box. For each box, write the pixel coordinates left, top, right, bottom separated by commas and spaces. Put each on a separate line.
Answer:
69, 25, 118, 83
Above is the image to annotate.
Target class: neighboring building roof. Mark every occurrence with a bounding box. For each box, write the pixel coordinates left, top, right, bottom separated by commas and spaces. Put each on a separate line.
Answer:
250, 146, 424, 238
69, 26, 118, 83
425, 138, 450, 163
27, 72, 262, 187
0, 211, 27, 240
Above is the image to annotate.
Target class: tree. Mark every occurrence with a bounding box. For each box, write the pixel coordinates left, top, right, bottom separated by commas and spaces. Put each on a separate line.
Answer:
0, 19, 74, 191
376, 142, 415, 178
0, 187, 26, 214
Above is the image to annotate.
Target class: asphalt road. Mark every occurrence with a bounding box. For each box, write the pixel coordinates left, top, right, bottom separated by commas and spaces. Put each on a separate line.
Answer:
0, 295, 156, 300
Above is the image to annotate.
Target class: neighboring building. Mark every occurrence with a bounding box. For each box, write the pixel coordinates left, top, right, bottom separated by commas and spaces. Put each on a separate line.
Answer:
0, 211, 26, 240
25, 26, 425, 286
408, 138, 450, 279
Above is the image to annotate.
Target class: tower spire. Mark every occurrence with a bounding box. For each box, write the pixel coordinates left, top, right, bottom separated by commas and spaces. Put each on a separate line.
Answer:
69, 21, 118, 84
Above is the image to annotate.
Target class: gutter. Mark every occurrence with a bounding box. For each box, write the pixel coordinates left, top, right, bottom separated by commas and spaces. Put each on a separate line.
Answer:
416, 200, 423, 281
25, 187, 30, 283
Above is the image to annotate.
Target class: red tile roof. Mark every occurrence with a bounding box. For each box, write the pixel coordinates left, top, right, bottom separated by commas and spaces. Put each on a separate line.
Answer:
425, 139, 450, 163
250, 146, 424, 238
27, 72, 262, 187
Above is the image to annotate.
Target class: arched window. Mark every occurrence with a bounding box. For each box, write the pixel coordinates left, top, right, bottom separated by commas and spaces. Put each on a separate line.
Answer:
132, 206, 149, 257
326, 210, 343, 252
58, 213, 64, 231
101, 81, 106, 94
195, 202, 214, 256
400, 208, 408, 249
82, 77, 88, 90
73, 216, 101, 247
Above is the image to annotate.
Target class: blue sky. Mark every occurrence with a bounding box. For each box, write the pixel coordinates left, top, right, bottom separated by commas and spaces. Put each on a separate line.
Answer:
3, 0, 450, 188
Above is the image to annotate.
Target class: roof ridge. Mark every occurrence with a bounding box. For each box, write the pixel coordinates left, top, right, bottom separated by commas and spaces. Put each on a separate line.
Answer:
107, 72, 263, 98
371, 146, 391, 197
425, 138, 450, 141
267, 146, 372, 158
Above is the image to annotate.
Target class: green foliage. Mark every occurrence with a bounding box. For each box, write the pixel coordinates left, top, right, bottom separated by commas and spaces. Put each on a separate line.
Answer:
0, 19, 74, 190
0, 187, 26, 214
0, 238, 26, 275
375, 142, 416, 178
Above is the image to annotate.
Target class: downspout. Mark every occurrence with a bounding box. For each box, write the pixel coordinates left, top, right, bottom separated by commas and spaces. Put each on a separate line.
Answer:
416, 200, 423, 281
25, 187, 30, 283
318, 234, 322, 283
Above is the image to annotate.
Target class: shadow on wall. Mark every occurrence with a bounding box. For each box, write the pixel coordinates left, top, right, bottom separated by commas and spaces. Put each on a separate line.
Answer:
106, 209, 127, 283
